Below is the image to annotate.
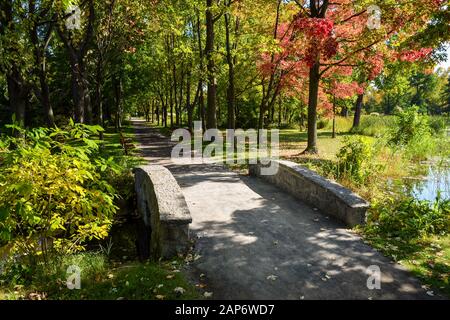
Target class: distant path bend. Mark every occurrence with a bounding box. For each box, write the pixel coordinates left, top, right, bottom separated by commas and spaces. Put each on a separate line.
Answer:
132, 119, 442, 300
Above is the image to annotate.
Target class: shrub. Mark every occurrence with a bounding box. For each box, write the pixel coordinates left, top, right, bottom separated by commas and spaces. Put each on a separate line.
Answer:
428, 116, 448, 135
389, 106, 431, 146
334, 136, 381, 185
0, 122, 120, 264
403, 133, 436, 161
317, 118, 330, 130
366, 195, 450, 239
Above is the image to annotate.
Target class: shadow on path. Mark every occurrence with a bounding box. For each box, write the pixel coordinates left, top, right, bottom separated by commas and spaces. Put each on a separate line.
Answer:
132, 119, 442, 300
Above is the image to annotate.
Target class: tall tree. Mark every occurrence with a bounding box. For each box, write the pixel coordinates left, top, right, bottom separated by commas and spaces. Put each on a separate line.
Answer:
205, 0, 218, 129
57, 0, 96, 124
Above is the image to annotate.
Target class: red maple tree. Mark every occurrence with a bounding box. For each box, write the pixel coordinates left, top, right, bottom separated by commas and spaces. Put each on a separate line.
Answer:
260, 0, 443, 153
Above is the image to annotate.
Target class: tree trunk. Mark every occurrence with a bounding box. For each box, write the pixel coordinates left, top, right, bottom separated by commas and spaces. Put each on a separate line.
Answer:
169, 81, 174, 127
172, 34, 178, 128
258, 91, 267, 131
114, 76, 123, 131
205, 0, 217, 129
353, 93, 364, 128
40, 70, 54, 127
94, 61, 104, 138
57, 0, 95, 124
258, 0, 282, 132
224, 3, 238, 130
156, 103, 160, 125
3, 2, 28, 127
305, 62, 320, 154
278, 96, 282, 128
29, 9, 54, 127
332, 97, 336, 139
151, 101, 155, 123
164, 94, 168, 127
6, 70, 27, 126
186, 68, 193, 132
178, 69, 184, 127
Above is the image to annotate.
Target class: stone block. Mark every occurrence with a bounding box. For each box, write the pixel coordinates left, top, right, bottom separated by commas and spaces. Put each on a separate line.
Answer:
249, 160, 369, 227
134, 165, 192, 260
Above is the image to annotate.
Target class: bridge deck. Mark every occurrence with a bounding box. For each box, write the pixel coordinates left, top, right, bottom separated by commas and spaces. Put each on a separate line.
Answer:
132, 119, 439, 300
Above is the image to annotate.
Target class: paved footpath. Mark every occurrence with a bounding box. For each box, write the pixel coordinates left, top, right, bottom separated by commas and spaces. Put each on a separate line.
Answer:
132, 119, 443, 300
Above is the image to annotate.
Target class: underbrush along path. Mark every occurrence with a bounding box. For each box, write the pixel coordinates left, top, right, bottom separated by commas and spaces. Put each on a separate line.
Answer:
132, 119, 442, 300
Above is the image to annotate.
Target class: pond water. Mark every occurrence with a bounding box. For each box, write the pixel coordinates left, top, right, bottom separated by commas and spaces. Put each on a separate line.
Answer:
404, 165, 450, 202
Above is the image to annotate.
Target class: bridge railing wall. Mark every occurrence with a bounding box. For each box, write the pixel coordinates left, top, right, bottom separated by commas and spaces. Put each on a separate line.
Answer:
249, 160, 369, 227
134, 165, 192, 260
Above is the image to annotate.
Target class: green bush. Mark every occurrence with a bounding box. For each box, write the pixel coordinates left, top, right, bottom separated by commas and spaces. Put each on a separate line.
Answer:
334, 136, 381, 184
0, 122, 121, 264
389, 106, 431, 146
427, 116, 448, 135
317, 118, 330, 130
366, 195, 450, 239
403, 133, 436, 161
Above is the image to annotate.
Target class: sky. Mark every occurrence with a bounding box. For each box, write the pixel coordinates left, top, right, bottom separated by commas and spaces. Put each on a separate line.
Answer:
437, 45, 450, 70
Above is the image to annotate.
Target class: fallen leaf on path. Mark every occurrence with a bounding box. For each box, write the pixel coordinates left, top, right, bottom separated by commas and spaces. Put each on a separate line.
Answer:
204, 292, 213, 298
267, 275, 278, 281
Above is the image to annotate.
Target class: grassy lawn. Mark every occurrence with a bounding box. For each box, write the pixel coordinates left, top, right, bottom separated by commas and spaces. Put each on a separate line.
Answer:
0, 256, 201, 300
361, 233, 450, 297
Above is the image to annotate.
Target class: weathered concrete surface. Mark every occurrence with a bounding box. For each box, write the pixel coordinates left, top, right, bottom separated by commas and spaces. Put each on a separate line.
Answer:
250, 160, 369, 227
134, 165, 192, 260
132, 119, 444, 300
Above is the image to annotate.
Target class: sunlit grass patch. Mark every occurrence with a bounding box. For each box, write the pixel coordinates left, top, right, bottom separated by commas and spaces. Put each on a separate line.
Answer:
0, 252, 201, 300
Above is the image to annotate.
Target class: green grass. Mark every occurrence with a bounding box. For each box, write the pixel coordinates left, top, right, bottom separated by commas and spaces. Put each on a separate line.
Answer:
351, 115, 396, 137
360, 233, 450, 297
0, 252, 201, 300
